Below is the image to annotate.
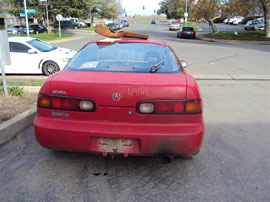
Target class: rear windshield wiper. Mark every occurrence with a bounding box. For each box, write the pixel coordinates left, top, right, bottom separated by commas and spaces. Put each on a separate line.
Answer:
149, 48, 168, 73
149, 61, 164, 73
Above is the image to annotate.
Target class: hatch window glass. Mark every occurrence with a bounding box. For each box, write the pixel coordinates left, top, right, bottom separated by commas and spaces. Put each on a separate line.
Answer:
66, 43, 183, 74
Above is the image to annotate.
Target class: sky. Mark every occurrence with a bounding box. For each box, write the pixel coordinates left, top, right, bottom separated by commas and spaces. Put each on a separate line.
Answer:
121, 0, 161, 16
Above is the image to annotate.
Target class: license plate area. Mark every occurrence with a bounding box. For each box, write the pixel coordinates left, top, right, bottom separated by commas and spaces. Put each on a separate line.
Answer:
187, 31, 192, 34
90, 137, 140, 154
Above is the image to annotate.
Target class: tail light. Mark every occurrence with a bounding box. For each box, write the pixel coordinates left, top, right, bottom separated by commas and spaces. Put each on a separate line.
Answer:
192, 32, 195, 34
137, 100, 202, 115
38, 94, 96, 112
181, 31, 185, 34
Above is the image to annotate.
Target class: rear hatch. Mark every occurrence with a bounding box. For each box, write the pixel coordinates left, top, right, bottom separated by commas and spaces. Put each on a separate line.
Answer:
44, 70, 188, 123
50, 70, 187, 107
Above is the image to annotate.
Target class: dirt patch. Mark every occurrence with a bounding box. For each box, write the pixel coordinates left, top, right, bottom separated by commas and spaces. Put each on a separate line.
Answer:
0, 94, 37, 124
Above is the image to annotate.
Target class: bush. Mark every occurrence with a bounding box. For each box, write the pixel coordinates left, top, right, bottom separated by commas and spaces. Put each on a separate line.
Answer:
0, 25, 5, 30
9, 86, 24, 96
0, 86, 24, 96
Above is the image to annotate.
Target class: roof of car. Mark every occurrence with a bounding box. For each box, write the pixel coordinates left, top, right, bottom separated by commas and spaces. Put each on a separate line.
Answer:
89, 38, 167, 46
8, 37, 37, 43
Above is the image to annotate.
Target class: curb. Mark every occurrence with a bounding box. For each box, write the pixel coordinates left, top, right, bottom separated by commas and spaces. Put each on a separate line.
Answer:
0, 107, 36, 145
64, 29, 95, 33
193, 75, 270, 80
22, 86, 41, 94
196, 35, 270, 45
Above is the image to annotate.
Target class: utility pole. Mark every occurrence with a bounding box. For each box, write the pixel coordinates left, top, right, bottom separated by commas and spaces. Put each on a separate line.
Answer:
45, 0, 50, 32
185, 0, 188, 26
23, 0, 29, 37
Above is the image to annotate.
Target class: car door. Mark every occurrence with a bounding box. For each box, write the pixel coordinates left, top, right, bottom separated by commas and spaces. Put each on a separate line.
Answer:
5, 42, 42, 74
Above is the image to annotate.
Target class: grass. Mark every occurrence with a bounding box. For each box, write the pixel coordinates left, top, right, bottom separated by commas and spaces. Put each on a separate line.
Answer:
180, 22, 201, 31
8, 32, 73, 41
0, 78, 45, 87
80, 26, 96, 31
204, 30, 270, 41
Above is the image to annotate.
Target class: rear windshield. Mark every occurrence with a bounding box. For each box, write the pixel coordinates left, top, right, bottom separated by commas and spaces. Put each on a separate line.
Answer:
66, 42, 183, 74
183, 27, 194, 31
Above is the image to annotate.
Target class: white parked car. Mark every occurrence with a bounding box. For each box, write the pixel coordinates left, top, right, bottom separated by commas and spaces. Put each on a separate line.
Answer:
223, 17, 230, 24
2, 37, 77, 75
233, 16, 245, 25
79, 20, 88, 28
228, 16, 237, 24
169, 22, 180, 31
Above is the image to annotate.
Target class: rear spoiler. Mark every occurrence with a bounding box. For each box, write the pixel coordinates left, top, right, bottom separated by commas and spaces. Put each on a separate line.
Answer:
95, 25, 149, 39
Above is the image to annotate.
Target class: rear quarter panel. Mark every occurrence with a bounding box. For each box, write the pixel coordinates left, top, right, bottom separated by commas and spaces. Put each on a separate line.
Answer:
185, 73, 202, 99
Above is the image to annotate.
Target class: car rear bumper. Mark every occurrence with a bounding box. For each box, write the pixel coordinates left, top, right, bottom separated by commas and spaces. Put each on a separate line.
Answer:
34, 116, 204, 156
180, 33, 195, 38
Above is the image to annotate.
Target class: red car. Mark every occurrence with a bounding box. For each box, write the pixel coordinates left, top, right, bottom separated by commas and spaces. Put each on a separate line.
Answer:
34, 37, 204, 161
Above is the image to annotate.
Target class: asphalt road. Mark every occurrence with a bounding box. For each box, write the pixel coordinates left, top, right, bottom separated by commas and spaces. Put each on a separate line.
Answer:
1, 23, 269, 201
196, 22, 245, 35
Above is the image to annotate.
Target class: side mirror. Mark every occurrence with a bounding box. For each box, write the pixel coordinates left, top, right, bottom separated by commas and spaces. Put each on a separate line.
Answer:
179, 60, 188, 68
28, 49, 37, 54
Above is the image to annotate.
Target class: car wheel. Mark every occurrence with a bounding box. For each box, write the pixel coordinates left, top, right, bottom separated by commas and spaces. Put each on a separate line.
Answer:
74, 26, 78, 29
42, 61, 60, 76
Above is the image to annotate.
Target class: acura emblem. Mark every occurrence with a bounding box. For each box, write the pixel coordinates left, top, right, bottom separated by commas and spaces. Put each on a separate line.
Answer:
112, 93, 121, 101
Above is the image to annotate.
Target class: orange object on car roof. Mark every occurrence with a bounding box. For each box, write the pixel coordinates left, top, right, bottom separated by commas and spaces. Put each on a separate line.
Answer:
95, 24, 149, 39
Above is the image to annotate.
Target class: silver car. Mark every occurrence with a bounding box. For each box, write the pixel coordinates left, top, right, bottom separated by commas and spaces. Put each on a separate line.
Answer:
245, 18, 265, 31
244, 20, 253, 31
6, 25, 25, 34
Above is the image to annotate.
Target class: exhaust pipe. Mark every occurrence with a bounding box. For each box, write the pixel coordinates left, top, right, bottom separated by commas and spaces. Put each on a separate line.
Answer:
158, 155, 174, 164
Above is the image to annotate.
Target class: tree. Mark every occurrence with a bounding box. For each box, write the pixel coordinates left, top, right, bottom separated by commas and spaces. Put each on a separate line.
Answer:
258, 0, 270, 37
157, 0, 192, 20
221, 0, 269, 37
97, 0, 123, 21
3, 0, 123, 29
83, 0, 98, 26
193, 0, 220, 33
221, 0, 261, 17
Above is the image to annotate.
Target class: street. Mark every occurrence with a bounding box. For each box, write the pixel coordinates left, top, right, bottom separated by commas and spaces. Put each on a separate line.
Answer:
0, 22, 269, 201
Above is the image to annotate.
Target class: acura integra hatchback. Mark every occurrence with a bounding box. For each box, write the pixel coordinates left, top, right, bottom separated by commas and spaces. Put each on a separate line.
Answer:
34, 37, 204, 160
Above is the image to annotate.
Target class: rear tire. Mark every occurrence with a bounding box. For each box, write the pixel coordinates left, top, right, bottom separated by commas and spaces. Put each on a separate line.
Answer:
42, 61, 60, 76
